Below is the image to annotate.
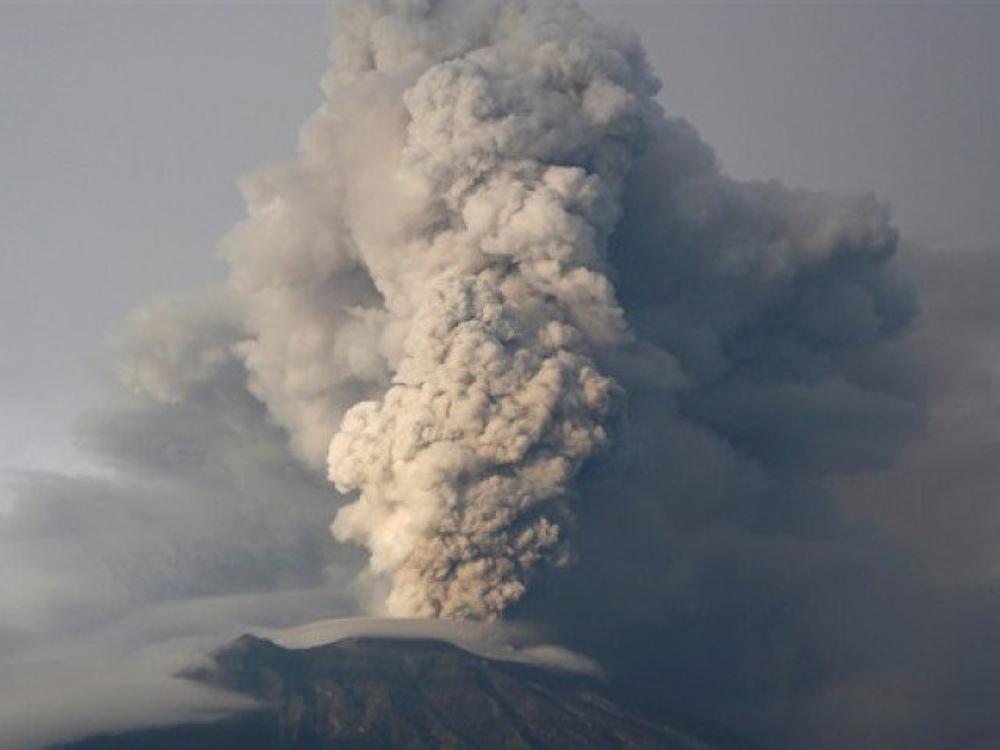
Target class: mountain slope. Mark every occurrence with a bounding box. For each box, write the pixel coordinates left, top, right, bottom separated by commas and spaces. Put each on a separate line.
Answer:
59, 635, 721, 749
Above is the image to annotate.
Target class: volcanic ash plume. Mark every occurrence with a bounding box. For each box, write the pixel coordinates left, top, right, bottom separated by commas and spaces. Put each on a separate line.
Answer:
326, 1, 658, 619
221, 0, 659, 619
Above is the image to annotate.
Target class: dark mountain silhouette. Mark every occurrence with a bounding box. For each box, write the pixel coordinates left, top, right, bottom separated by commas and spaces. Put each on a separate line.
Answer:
57, 635, 744, 749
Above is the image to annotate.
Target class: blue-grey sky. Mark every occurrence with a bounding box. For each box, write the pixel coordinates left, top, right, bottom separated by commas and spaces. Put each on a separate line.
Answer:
3, 1, 998, 480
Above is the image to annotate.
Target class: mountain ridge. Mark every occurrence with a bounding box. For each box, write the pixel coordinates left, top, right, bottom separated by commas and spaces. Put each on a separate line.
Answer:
57, 634, 738, 749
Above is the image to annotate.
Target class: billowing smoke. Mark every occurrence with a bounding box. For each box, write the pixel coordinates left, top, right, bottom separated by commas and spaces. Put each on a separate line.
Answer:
223, 0, 661, 618
221, 0, 917, 624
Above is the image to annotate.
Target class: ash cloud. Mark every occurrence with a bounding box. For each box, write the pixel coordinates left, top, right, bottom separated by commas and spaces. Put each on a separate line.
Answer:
224, 0, 661, 618
219, 0, 919, 624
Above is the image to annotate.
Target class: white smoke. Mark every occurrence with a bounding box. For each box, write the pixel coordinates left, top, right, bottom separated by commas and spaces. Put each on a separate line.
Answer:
223, 0, 660, 618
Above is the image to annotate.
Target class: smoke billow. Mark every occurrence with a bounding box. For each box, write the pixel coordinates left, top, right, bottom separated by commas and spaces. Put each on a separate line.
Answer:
220, 0, 918, 625
223, 0, 663, 618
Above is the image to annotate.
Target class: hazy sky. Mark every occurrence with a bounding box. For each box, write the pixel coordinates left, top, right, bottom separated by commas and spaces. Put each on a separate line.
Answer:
3, 0, 998, 483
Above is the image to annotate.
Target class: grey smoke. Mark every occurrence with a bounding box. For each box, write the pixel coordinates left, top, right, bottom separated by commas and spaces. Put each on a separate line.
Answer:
224, 0, 661, 618
219, 0, 917, 621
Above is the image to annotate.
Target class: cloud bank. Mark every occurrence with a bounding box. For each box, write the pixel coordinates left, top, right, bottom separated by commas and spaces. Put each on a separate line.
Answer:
0, 295, 362, 748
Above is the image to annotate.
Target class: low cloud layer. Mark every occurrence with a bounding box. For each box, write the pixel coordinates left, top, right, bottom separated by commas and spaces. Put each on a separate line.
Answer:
0, 296, 363, 748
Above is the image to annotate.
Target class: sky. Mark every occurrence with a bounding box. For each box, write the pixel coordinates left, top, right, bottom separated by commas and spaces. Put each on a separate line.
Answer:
1, 2, 327, 479
2, 2, 1000, 748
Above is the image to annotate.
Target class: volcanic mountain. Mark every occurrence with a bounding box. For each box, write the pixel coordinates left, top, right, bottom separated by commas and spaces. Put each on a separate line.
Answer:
56, 634, 737, 749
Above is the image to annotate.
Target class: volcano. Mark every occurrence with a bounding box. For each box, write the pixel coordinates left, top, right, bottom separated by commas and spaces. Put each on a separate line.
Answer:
56, 634, 738, 749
